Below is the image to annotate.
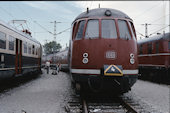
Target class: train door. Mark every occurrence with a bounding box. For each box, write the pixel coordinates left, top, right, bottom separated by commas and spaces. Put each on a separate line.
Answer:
15, 39, 22, 75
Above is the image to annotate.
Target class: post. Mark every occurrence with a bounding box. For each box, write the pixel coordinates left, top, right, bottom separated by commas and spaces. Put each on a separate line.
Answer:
142, 23, 151, 38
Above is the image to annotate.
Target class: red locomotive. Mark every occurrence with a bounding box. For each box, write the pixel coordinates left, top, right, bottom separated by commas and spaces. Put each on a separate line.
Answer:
68, 8, 138, 93
138, 33, 170, 84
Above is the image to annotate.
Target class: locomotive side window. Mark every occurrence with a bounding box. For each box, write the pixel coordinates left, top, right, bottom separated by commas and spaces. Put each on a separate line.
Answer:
9, 35, 15, 51
0, 31, 6, 49
128, 21, 136, 40
169, 41, 170, 50
101, 19, 117, 39
155, 42, 159, 53
85, 20, 99, 39
24, 42, 27, 53
118, 20, 131, 40
75, 20, 85, 40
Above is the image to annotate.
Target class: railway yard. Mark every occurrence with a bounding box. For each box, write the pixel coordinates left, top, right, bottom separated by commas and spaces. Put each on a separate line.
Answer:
0, 69, 169, 113
0, 1, 170, 113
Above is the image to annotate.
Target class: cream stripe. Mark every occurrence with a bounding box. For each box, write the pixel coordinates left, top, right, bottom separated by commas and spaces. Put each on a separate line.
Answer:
71, 69, 138, 75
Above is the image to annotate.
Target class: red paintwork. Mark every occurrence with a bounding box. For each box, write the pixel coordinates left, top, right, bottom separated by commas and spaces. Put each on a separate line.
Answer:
138, 39, 170, 68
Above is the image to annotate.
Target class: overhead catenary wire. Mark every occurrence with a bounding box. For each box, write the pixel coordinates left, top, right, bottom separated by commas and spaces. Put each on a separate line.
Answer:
55, 27, 71, 36
149, 13, 170, 24
0, 6, 15, 19
134, 1, 162, 19
136, 30, 145, 37
149, 24, 170, 36
34, 21, 53, 35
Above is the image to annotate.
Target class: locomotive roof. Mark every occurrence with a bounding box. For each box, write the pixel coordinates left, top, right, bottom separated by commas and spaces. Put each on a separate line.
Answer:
73, 8, 132, 22
0, 20, 40, 45
137, 32, 170, 44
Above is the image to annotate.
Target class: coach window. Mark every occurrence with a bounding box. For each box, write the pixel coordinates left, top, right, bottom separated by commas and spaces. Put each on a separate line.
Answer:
139, 45, 143, 54
118, 20, 131, 40
85, 20, 99, 39
32, 45, 35, 55
24, 42, 27, 53
148, 43, 152, 54
36, 48, 38, 55
101, 19, 117, 39
9, 35, 15, 51
75, 20, 85, 40
155, 42, 159, 53
0, 31, 6, 49
28, 44, 31, 54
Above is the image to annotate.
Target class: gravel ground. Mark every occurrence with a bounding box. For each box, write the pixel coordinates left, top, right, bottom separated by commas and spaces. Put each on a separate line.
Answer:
0, 70, 169, 113
124, 80, 170, 113
0, 69, 71, 113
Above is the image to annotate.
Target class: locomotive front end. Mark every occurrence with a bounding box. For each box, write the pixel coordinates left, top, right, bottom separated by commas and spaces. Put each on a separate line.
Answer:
69, 8, 138, 93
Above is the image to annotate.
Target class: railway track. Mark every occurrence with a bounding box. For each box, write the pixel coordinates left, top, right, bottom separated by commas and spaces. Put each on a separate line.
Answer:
65, 93, 148, 113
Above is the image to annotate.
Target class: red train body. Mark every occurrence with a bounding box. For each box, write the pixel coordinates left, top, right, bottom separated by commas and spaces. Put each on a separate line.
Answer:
69, 8, 138, 93
138, 33, 170, 84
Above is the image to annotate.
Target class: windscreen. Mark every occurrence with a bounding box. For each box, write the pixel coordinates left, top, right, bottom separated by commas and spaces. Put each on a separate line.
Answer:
118, 20, 131, 40
85, 20, 99, 39
101, 19, 117, 39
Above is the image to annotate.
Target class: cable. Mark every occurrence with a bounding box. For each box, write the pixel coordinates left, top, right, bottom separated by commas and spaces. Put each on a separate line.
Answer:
149, 25, 170, 36
136, 30, 145, 37
134, 1, 162, 19
149, 13, 170, 24
55, 27, 71, 36
89, 1, 93, 9
0, 6, 15, 18
34, 21, 54, 35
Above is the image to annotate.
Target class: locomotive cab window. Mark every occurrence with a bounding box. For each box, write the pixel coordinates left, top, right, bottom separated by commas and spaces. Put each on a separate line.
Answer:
0, 31, 6, 49
85, 19, 99, 39
9, 35, 15, 51
101, 19, 117, 39
128, 21, 136, 40
75, 20, 85, 40
118, 20, 131, 40
72, 22, 77, 40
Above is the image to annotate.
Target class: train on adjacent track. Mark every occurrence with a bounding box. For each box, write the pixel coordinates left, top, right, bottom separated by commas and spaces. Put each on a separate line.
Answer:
68, 8, 139, 93
138, 32, 170, 84
42, 48, 69, 72
0, 20, 42, 81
